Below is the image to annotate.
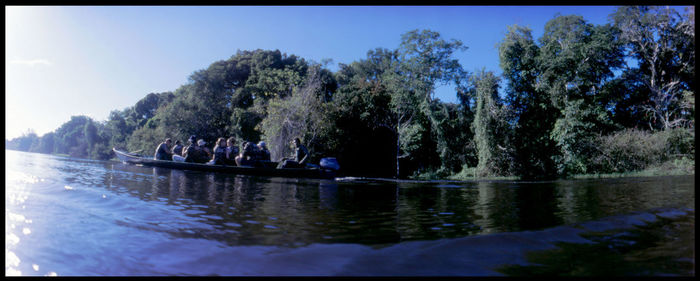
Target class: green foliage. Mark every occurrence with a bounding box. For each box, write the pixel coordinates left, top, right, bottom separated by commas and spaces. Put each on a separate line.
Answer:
12, 10, 695, 180
132, 92, 174, 126
53, 116, 92, 157
325, 60, 396, 176
430, 102, 476, 174
593, 128, 689, 173
537, 16, 624, 108
127, 116, 169, 155
611, 6, 695, 130
499, 24, 559, 180
90, 142, 113, 160
6, 130, 39, 152
665, 127, 695, 157
7, 116, 113, 159
104, 109, 136, 150
260, 65, 332, 161
449, 165, 478, 180
550, 100, 611, 175
393, 29, 470, 176
31, 132, 55, 154
472, 70, 509, 177
142, 49, 311, 149
536, 15, 624, 177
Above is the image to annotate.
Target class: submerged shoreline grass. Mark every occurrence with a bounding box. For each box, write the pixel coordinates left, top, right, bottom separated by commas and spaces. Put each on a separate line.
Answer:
412, 157, 695, 182
570, 157, 695, 179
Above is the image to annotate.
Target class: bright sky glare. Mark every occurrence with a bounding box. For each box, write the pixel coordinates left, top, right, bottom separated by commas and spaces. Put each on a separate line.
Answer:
7, 5, 636, 139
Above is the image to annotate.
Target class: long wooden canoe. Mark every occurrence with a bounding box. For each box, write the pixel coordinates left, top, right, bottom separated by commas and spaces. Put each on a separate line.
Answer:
113, 148, 336, 179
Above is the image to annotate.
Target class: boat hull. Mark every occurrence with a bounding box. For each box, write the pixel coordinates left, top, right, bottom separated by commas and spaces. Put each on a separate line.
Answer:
113, 148, 336, 179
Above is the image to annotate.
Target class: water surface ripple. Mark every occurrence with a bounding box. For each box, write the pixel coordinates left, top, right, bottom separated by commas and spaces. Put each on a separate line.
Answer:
5, 150, 694, 276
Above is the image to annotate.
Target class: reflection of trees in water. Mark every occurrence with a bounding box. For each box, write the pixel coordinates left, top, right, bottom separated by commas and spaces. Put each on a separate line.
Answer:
496, 211, 695, 276
149, 167, 169, 201
474, 181, 610, 233
168, 169, 184, 202
553, 177, 695, 226
473, 182, 519, 234
318, 180, 338, 211
554, 181, 605, 224
110, 162, 696, 246
396, 186, 440, 239
206, 174, 217, 204
513, 183, 563, 230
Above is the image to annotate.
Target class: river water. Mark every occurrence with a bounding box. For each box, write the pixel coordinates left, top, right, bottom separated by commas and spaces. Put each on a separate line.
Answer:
5, 150, 695, 276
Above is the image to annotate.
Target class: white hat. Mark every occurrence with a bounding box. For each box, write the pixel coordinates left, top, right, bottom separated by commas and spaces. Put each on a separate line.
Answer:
197, 139, 206, 146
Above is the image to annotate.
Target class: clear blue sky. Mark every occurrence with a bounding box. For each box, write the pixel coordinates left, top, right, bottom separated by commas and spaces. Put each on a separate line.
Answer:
7, 5, 636, 139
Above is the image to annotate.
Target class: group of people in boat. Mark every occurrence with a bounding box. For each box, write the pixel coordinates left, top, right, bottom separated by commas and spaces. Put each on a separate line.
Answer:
154, 135, 309, 169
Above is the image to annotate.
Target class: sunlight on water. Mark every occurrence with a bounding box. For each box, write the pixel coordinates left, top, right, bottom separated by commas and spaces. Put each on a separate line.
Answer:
6, 168, 29, 276
6, 170, 40, 185
6, 233, 20, 245
6, 250, 22, 276
3, 150, 694, 276
5, 152, 54, 277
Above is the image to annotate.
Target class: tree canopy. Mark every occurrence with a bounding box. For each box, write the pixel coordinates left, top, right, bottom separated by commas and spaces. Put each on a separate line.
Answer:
9, 6, 694, 180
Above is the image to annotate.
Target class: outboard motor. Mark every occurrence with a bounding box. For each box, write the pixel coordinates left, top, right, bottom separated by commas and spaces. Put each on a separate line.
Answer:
320, 157, 340, 171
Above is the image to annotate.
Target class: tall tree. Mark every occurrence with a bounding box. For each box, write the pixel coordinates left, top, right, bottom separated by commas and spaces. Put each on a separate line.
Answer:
147, 49, 310, 150
499, 25, 559, 179
538, 15, 625, 175
104, 108, 135, 150
260, 64, 333, 161
471, 69, 507, 177
83, 119, 100, 157
612, 6, 695, 130
14, 129, 39, 152
31, 132, 55, 154
392, 29, 469, 177
326, 53, 397, 177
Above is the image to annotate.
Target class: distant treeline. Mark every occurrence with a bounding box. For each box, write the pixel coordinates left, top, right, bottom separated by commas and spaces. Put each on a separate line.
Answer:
7, 7, 695, 179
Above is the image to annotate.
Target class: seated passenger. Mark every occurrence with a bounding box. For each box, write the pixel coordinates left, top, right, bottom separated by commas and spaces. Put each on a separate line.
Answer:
198, 139, 211, 160
154, 138, 173, 161
183, 136, 196, 163
235, 142, 256, 167
277, 138, 309, 169
206, 137, 227, 165
224, 137, 239, 166
171, 140, 184, 156
257, 141, 271, 162
184, 136, 208, 163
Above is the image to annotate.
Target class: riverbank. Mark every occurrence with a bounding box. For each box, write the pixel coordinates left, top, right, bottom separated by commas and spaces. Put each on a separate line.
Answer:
411, 157, 695, 182
570, 157, 695, 179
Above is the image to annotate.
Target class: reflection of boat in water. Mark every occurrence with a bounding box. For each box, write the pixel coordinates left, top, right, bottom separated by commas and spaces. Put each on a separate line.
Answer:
113, 148, 337, 179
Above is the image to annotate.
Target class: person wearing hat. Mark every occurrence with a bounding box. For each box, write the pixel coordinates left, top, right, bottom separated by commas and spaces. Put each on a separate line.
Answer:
183, 135, 204, 163
257, 141, 271, 162
198, 139, 211, 160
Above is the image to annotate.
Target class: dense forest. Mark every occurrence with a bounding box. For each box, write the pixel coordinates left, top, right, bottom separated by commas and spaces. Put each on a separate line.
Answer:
7, 7, 695, 179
